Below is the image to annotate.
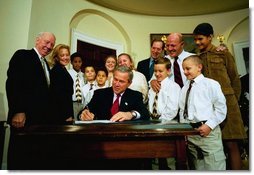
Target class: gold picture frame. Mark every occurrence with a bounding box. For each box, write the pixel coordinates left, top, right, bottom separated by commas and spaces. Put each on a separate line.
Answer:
150, 33, 197, 53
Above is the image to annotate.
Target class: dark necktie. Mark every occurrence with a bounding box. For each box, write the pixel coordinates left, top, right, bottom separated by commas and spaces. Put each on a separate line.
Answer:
149, 60, 154, 79
174, 57, 183, 88
75, 74, 82, 102
151, 93, 160, 119
111, 94, 121, 116
89, 83, 94, 91
183, 80, 195, 119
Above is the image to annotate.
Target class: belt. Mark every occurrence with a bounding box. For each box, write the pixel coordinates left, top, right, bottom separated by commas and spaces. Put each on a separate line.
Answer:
190, 120, 207, 128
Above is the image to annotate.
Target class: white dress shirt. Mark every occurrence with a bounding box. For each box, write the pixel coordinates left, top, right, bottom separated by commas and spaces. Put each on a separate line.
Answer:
148, 77, 181, 121
179, 74, 227, 129
81, 81, 96, 106
68, 69, 85, 102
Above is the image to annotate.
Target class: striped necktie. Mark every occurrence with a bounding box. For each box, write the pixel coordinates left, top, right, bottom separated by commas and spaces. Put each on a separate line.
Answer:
75, 74, 82, 103
151, 92, 160, 119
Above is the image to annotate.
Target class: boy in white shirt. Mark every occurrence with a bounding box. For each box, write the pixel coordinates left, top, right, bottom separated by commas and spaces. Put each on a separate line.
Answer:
68, 52, 85, 120
179, 55, 227, 170
148, 57, 181, 122
81, 65, 96, 106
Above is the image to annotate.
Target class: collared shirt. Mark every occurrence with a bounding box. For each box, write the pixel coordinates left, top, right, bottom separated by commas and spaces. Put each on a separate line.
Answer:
34, 47, 43, 62
68, 68, 85, 102
148, 77, 181, 121
179, 74, 227, 129
81, 81, 96, 106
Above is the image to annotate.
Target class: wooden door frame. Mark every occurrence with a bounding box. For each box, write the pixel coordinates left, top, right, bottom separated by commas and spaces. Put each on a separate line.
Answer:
71, 29, 124, 56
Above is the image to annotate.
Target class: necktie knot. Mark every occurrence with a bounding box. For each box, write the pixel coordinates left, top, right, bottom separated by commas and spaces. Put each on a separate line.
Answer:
89, 83, 94, 91
189, 80, 195, 87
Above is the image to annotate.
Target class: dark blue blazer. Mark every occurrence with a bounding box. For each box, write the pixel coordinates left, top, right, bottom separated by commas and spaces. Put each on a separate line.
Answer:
6, 49, 51, 125
86, 87, 150, 120
137, 58, 151, 82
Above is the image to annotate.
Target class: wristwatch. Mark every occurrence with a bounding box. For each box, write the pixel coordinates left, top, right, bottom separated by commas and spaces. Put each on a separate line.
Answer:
131, 110, 138, 119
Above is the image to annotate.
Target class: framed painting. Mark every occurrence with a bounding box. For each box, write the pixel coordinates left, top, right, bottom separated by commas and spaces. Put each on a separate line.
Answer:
150, 33, 197, 53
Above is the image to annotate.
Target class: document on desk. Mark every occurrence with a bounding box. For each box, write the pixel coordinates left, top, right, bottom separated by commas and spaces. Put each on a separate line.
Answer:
74, 120, 115, 124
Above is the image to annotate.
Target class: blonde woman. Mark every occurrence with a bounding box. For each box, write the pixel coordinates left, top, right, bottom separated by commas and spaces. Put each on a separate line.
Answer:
105, 55, 117, 87
118, 53, 148, 103
49, 44, 74, 124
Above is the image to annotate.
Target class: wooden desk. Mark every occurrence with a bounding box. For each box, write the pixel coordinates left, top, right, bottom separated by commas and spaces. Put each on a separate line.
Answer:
8, 121, 198, 170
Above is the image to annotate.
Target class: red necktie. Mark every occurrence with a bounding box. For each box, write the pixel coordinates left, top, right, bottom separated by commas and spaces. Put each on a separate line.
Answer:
111, 94, 121, 116
174, 57, 183, 88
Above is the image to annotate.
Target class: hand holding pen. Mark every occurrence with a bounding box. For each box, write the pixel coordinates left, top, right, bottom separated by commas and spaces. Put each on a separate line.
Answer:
80, 106, 95, 121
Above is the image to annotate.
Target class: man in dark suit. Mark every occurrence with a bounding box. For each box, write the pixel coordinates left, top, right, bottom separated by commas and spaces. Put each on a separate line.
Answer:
137, 39, 165, 82
80, 65, 150, 121
6, 32, 56, 128
6, 32, 56, 170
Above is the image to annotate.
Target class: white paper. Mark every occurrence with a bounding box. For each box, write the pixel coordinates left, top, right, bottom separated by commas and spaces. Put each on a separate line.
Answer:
74, 120, 115, 124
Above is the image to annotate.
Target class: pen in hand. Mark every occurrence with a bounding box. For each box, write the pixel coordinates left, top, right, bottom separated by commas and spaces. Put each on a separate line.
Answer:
81, 106, 94, 121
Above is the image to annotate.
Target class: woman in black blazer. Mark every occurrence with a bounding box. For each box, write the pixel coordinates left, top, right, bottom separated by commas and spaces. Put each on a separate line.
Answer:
49, 44, 74, 124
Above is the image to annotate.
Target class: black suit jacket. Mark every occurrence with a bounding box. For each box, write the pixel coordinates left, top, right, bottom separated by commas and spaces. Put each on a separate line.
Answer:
86, 87, 150, 120
49, 63, 74, 124
6, 49, 51, 125
137, 58, 151, 82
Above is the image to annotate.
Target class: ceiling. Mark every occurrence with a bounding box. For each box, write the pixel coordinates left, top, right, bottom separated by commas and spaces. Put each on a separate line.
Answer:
87, 0, 249, 16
